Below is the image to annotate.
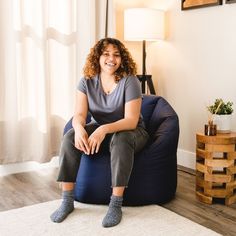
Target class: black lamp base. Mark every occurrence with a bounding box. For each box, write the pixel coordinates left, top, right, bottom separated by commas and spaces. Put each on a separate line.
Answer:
137, 74, 156, 94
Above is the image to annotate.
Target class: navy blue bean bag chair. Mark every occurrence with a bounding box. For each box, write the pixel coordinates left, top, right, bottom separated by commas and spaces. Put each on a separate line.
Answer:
63, 95, 179, 206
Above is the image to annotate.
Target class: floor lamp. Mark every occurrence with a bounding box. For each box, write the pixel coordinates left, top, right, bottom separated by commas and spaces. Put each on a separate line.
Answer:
124, 8, 165, 94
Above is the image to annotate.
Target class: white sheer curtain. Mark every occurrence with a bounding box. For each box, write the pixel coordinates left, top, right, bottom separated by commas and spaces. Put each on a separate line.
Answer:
0, 0, 114, 164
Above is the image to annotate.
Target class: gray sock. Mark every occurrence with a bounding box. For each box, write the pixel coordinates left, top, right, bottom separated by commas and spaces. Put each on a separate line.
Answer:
50, 190, 74, 223
102, 195, 123, 227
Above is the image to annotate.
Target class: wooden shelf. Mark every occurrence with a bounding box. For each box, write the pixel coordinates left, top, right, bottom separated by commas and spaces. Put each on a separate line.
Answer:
196, 132, 236, 205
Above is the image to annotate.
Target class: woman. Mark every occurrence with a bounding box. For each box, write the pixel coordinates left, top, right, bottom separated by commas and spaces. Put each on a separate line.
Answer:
50, 37, 149, 227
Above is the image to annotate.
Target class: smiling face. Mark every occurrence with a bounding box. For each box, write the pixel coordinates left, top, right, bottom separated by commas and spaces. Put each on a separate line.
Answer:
99, 44, 121, 76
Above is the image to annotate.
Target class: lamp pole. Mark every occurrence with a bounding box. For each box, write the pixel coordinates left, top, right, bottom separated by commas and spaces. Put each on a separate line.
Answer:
137, 40, 156, 94
142, 40, 146, 75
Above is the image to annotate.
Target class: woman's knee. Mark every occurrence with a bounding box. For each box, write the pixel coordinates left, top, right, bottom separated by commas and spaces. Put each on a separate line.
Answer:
110, 131, 135, 150
61, 128, 75, 151
59, 128, 83, 165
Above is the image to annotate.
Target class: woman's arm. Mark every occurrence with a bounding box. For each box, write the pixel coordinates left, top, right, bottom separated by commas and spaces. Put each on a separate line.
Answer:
102, 97, 142, 133
72, 91, 88, 129
72, 91, 90, 154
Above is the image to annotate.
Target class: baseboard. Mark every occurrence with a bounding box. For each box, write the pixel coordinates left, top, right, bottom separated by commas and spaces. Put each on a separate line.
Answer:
0, 156, 59, 177
177, 149, 195, 170
0, 149, 195, 176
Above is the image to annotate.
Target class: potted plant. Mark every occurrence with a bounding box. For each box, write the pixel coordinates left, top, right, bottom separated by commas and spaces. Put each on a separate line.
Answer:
207, 98, 234, 133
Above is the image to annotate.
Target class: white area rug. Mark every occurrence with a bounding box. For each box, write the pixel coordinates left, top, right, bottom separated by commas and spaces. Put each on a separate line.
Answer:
0, 200, 221, 236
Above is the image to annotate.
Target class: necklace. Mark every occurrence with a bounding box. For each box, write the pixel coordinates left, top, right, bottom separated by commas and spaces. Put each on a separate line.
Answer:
104, 84, 116, 95
101, 77, 117, 95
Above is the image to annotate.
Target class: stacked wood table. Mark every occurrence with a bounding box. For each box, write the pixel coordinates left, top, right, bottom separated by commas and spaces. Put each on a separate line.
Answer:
196, 132, 236, 205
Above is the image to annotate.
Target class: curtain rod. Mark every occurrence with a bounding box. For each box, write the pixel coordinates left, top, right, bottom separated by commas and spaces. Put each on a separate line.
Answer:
105, 0, 108, 37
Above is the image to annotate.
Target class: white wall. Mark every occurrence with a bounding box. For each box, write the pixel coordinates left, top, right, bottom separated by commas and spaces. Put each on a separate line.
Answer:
2, 1, 235, 174
115, 0, 236, 169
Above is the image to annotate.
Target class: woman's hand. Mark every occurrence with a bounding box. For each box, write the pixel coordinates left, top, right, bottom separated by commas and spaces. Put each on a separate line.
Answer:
74, 125, 90, 154
88, 126, 106, 154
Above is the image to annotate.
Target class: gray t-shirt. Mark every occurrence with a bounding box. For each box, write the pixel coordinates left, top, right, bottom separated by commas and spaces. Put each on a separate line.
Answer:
77, 75, 144, 127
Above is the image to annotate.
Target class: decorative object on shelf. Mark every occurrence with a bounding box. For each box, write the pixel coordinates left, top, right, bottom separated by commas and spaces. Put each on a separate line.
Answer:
204, 123, 217, 136
226, 0, 236, 3
205, 99, 221, 136
181, 0, 222, 10
124, 8, 165, 94
204, 102, 221, 136
207, 98, 234, 133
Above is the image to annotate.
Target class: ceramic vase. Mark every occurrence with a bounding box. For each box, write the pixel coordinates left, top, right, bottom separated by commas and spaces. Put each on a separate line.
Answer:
213, 114, 232, 133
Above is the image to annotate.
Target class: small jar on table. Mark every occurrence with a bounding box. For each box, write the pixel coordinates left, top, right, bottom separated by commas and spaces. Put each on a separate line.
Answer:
196, 132, 236, 205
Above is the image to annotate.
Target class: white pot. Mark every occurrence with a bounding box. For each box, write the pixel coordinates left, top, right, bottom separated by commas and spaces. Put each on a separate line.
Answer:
213, 114, 232, 133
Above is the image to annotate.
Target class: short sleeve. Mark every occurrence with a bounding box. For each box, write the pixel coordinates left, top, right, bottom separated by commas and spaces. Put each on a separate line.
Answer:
77, 77, 87, 94
125, 76, 142, 103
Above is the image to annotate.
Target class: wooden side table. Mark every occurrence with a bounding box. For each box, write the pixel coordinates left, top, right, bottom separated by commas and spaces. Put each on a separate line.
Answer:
196, 132, 236, 205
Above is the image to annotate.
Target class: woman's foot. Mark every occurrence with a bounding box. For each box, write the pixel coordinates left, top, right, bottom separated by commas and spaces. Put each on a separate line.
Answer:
50, 190, 74, 223
102, 195, 123, 227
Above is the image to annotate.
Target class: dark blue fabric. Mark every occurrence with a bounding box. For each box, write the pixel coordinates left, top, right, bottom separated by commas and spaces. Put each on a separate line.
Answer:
63, 95, 179, 206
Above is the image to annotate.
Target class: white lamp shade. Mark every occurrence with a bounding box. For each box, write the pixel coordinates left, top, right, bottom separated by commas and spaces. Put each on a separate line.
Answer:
124, 8, 165, 41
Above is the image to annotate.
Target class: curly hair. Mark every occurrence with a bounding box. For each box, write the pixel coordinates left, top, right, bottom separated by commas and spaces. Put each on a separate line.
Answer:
83, 38, 137, 80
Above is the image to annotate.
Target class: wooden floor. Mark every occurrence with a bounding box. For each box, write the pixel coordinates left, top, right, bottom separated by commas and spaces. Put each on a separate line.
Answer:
0, 167, 235, 236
